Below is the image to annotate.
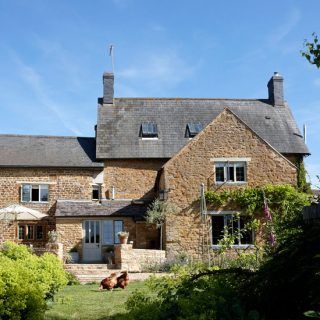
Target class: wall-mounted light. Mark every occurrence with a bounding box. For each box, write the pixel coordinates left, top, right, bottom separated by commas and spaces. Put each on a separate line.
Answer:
159, 189, 170, 201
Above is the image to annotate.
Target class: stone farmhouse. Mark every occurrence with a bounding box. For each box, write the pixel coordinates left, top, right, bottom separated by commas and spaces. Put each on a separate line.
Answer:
0, 71, 309, 262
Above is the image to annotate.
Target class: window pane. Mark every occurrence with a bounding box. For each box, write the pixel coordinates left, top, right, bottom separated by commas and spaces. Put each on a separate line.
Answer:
141, 122, 158, 137
228, 166, 235, 181
18, 225, 25, 240
90, 221, 95, 243
114, 220, 124, 244
92, 186, 99, 200
36, 226, 44, 240
236, 165, 245, 182
240, 217, 253, 244
27, 225, 34, 240
22, 185, 31, 202
31, 185, 39, 202
102, 221, 113, 245
95, 221, 100, 243
40, 185, 48, 202
215, 167, 225, 182
212, 216, 224, 245
85, 221, 90, 243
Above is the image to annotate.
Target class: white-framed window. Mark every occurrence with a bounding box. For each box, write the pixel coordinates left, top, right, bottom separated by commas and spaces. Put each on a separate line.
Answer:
139, 122, 158, 140
211, 212, 253, 248
215, 161, 246, 183
21, 184, 49, 203
101, 220, 124, 245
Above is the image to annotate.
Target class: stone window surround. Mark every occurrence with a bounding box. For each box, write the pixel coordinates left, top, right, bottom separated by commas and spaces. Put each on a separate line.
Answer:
208, 210, 255, 250
211, 157, 251, 185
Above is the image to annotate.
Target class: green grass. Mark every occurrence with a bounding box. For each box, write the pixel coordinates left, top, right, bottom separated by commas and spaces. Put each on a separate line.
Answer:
45, 281, 147, 320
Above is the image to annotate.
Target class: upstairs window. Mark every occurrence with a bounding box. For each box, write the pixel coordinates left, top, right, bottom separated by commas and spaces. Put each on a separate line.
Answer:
186, 123, 203, 138
212, 213, 253, 246
215, 162, 246, 183
140, 122, 158, 139
21, 184, 49, 203
92, 185, 100, 200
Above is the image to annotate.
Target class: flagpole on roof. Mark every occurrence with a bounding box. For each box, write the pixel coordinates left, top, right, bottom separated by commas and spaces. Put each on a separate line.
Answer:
109, 44, 115, 74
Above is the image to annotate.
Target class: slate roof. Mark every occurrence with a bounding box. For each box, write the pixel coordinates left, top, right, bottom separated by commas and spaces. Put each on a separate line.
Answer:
96, 98, 309, 159
55, 200, 147, 220
0, 135, 103, 168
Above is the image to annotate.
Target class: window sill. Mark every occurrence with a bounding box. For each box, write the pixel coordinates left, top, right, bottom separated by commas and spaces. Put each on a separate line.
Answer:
141, 137, 159, 140
21, 201, 49, 204
211, 244, 255, 250
215, 181, 247, 186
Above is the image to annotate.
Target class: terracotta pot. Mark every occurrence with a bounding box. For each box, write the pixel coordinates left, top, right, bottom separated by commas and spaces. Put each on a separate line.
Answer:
119, 236, 128, 244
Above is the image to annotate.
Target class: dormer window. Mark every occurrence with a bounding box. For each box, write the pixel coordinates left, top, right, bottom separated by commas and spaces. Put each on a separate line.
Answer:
140, 122, 158, 139
186, 123, 202, 138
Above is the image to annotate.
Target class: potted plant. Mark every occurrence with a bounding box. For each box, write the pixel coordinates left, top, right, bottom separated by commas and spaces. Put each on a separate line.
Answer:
117, 231, 129, 244
69, 246, 79, 263
48, 230, 59, 244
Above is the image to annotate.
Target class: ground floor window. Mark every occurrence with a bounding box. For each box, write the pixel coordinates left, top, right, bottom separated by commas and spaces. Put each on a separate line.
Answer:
102, 220, 124, 245
211, 213, 253, 246
83, 220, 124, 245
18, 224, 45, 240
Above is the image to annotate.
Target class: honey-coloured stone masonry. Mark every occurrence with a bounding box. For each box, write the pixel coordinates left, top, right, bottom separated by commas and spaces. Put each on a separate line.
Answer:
162, 109, 298, 258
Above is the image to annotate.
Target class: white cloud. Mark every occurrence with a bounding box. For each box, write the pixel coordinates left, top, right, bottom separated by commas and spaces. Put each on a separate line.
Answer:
11, 52, 83, 135
267, 7, 301, 46
118, 49, 198, 95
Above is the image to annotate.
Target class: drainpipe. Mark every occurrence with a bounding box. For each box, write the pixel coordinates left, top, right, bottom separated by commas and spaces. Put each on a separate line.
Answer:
97, 183, 103, 204
111, 186, 115, 200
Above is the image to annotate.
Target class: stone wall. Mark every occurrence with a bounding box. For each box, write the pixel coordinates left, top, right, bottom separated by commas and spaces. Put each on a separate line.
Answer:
162, 109, 298, 258
114, 244, 166, 272
0, 167, 102, 245
103, 159, 167, 200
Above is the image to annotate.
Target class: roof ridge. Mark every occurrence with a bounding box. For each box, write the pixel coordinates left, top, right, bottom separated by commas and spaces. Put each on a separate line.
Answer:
0, 134, 95, 139
114, 97, 270, 102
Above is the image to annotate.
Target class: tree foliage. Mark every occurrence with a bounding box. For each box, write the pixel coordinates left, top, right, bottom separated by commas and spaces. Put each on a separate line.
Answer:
302, 33, 320, 68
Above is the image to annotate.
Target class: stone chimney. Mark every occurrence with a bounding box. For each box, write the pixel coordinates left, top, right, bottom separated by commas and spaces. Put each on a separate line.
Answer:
103, 72, 114, 104
267, 72, 284, 106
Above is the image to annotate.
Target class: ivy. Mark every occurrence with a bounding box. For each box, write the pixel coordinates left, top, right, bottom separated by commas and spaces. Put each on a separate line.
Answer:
205, 184, 311, 245
296, 158, 312, 193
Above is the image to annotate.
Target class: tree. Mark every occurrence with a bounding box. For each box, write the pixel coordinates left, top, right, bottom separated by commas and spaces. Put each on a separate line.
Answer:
145, 199, 177, 251
301, 33, 320, 68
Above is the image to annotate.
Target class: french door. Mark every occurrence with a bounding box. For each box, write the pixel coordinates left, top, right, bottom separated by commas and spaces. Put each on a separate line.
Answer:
83, 220, 101, 262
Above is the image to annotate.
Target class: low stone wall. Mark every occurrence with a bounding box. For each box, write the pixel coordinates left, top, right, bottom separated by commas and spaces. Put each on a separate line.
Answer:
33, 242, 64, 261
114, 244, 166, 272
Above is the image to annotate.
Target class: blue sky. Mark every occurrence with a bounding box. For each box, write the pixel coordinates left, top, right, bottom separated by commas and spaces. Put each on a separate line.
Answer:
0, 0, 319, 187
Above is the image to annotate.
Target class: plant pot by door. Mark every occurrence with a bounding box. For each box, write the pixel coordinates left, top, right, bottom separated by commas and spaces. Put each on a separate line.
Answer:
70, 252, 79, 263
119, 236, 128, 244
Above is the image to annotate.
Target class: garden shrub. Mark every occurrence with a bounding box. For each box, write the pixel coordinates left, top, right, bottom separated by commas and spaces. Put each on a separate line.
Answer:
0, 241, 68, 319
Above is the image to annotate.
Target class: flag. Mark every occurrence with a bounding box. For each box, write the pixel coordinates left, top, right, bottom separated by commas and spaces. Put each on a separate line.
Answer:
109, 44, 114, 56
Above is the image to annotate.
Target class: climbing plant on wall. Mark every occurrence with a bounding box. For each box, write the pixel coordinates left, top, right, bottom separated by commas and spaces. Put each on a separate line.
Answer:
205, 184, 311, 246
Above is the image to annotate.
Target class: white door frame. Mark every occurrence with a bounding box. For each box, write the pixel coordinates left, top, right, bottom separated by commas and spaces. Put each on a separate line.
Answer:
82, 220, 102, 262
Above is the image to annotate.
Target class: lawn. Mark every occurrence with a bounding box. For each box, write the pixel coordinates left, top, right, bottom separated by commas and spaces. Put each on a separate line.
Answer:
45, 281, 147, 320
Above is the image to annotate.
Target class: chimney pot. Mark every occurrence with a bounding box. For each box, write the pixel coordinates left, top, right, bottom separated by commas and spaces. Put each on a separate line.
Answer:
268, 72, 284, 106
103, 72, 114, 104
